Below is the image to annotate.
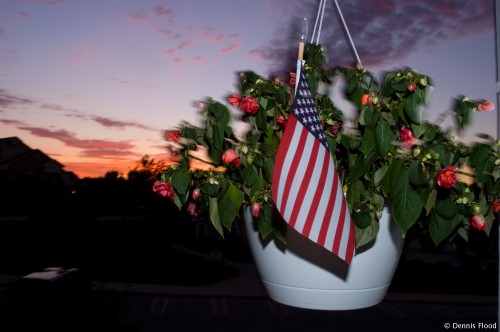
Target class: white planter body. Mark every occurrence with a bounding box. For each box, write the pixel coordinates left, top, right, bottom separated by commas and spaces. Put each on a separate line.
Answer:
243, 206, 404, 310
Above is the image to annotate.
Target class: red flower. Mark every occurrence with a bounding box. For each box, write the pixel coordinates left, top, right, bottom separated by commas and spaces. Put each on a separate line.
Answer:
436, 166, 457, 188
277, 115, 288, 129
493, 200, 500, 213
251, 202, 261, 218
152, 181, 174, 201
471, 215, 486, 231
407, 82, 417, 92
289, 73, 296, 86
329, 121, 342, 136
228, 94, 242, 107
476, 100, 494, 112
399, 126, 414, 148
361, 94, 372, 105
186, 203, 200, 216
240, 96, 259, 114
165, 130, 181, 142
233, 157, 241, 168
221, 149, 238, 164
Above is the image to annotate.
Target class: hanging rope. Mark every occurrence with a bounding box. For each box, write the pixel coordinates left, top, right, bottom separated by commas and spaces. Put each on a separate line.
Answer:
310, 0, 327, 45
309, 0, 363, 65
331, 0, 362, 65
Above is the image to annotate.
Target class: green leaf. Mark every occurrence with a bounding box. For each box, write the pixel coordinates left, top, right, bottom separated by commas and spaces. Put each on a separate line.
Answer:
171, 171, 191, 196
374, 121, 393, 156
346, 180, 365, 210
404, 92, 421, 123
242, 166, 258, 188
423, 188, 437, 215
435, 197, 458, 220
409, 161, 429, 187
469, 144, 490, 167
392, 185, 423, 236
209, 197, 224, 238
218, 183, 243, 230
429, 212, 461, 245
355, 218, 379, 248
360, 127, 376, 156
353, 209, 372, 229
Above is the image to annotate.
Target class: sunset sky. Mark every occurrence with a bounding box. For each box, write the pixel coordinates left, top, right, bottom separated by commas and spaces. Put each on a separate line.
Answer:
0, 0, 498, 178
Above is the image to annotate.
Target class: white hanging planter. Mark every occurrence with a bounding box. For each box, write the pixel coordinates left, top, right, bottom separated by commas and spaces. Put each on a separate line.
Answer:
243, 206, 404, 310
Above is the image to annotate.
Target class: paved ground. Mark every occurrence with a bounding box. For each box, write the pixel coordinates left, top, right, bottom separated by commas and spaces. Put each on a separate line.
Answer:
0, 260, 497, 332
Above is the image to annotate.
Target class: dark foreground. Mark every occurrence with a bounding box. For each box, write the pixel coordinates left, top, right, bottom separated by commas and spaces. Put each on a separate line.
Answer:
0, 216, 497, 332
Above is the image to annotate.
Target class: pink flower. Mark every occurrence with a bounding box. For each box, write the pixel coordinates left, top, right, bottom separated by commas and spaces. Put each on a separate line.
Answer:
221, 149, 238, 164
152, 181, 174, 201
476, 100, 494, 112
471, 215, 486, 231
436, 166, 457, 189
251, 202, 261, 218
399, 126, 414, 148
240, 96, 259, 114
228, 94, 242, 107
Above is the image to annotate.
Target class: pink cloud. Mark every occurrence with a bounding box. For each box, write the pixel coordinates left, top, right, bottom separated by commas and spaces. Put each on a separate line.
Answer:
110, 77, 159, 90
173, 58, 181, 64
92, 116, 156, 131
247, 49, 265, 59
39, 102, 156, 131
164, 48, 175, 55
18, 11, 30, 19
17, 126, 138, 159
193, 56, 206, 63
178, 39, 195, 49
220, 43, 240, 55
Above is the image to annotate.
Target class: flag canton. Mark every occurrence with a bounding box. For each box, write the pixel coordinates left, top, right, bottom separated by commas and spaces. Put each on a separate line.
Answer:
292, 72, 329, 148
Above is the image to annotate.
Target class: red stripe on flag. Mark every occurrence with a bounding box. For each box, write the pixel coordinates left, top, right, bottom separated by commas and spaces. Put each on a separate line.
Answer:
302, 148, 330, 237
331, 194, 348, 254
272, 116, 298, 210
288, 136, 320, 228
316, 173, 338, 247
344, 217, 356, 264
281, 126, 308, 226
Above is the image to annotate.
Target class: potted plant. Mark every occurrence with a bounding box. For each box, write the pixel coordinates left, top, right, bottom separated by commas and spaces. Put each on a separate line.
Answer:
153, 44, 499, 309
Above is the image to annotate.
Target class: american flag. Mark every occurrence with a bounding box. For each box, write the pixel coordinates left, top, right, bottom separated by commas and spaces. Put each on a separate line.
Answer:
272, 65, 355, 264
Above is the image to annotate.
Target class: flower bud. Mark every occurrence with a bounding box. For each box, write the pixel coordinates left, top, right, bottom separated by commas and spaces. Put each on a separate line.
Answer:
251, 202, 261, 218
419, 77, 428, 87
192, 189, 200, 200
407, 82, 416, 92
375, 210, 382, 221
413, 146, 421, 157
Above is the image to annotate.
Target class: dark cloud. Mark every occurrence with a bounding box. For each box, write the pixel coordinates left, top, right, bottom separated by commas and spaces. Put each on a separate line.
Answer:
258, 0, 494, 76
0, 90, 33, 108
